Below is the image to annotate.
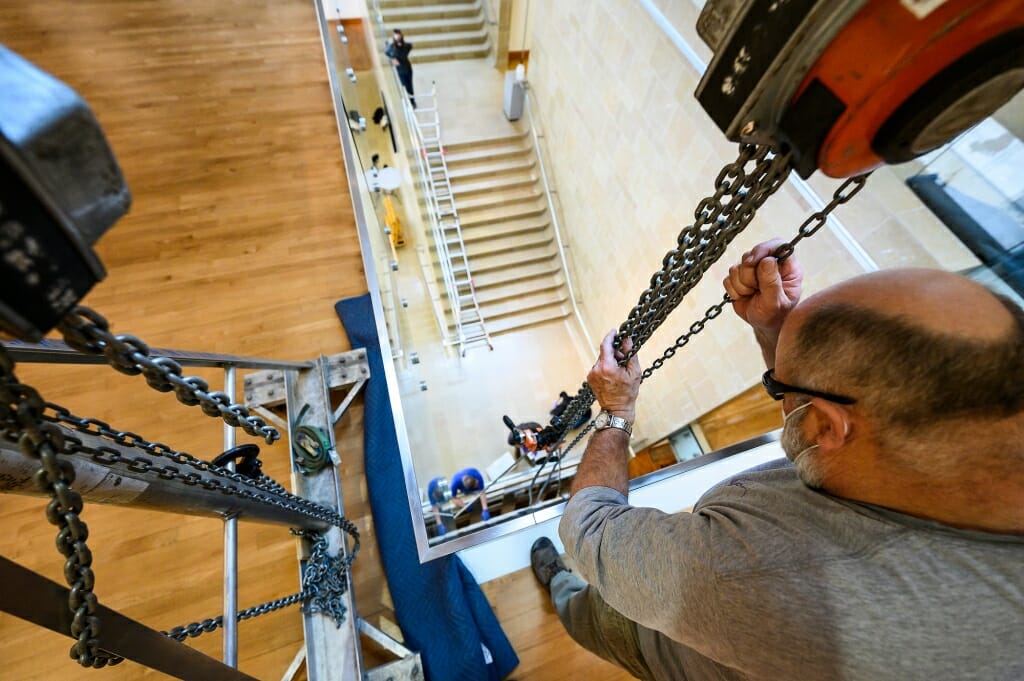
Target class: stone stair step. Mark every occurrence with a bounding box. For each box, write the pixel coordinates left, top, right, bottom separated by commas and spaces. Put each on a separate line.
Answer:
412, 42, 491, 64
455, 242, 558, 275
404, 28, 489, 49
487, 305, 572, 336
448, 289, 568, 328
379, 3, 482, 24
440, 245, 557, 284
385, 15, 486, 35
445, 142, 532, 169
441, 230, 552, 261
451, 174, 537, 198
458, 216, 551, 243
378, 0, 476, 7
444, 131, 531, 154
458, 197, 548, 227
448, 157, 536, 182
443, 272, 565, 310
455, 257, 562, 291
455, 186, 543, 212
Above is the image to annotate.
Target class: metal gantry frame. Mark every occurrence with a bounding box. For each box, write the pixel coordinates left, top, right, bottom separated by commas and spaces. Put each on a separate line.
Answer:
0, 339, 421, 681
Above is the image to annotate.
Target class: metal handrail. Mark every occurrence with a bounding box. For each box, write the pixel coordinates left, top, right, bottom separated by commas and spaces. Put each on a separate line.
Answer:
371, 0, 457, 343
401, 83, 461, 340
522, 86, 595, 350
481, 0, 497, 26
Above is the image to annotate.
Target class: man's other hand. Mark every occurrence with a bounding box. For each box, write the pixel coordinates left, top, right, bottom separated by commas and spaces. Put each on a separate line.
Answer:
587, 330, 641, 422
723, 238, 803, 336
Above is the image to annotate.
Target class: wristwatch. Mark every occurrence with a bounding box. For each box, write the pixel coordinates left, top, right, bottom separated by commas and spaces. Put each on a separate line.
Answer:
593, 410, 633, 436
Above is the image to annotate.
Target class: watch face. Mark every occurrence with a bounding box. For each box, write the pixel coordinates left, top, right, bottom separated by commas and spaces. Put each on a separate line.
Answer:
594, 411, 610, 429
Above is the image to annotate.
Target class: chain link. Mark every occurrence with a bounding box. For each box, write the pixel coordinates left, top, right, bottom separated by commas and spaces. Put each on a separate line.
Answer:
639, 172, 870, 382
36, 404, 360, 546
0, 347, 123, 667
163, 531, 350, 642
550, 163, 870, 460
57, 307, 279, 443
545, 144, 792, 455
0, 344, 361, 664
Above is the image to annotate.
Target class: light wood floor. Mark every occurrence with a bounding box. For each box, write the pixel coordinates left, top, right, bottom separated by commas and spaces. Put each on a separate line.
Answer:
0, 3, 633, 680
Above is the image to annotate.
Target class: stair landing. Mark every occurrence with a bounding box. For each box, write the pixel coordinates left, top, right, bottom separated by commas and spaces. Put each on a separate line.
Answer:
415, 58, 526, 146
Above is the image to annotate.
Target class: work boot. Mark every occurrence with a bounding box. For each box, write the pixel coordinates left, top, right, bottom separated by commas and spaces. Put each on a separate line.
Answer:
530, 537, 568, 590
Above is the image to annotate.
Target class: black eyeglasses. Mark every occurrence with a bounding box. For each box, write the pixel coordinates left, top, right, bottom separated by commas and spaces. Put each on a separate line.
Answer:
762, 369, 856, 405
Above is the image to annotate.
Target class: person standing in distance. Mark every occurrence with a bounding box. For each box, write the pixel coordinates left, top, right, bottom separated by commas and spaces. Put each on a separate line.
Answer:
385, 28, 415, 108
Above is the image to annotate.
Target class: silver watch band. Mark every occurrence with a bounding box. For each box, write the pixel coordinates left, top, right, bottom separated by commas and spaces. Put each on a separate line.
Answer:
594, 410, 633, 436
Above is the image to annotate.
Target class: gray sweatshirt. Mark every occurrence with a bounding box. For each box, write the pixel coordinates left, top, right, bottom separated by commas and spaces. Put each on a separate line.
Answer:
560, 459, 1024, 680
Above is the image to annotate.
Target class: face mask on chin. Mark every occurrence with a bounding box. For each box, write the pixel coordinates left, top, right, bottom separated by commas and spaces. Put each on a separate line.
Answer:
781, 399, 826, 489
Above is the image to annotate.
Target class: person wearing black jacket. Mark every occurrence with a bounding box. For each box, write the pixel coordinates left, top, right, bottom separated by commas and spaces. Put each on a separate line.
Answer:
385, 28, 415, 108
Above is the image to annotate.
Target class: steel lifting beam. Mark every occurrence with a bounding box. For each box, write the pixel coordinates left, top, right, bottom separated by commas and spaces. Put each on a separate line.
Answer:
0, 427, 333, 532
0, 555, 258, 681
2, 338, 314, 371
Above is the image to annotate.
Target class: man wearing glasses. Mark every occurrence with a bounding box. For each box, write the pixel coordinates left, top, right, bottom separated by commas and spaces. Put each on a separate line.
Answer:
530, 239, 1024, 680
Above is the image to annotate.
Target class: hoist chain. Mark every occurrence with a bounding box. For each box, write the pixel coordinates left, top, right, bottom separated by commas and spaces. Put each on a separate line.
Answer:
35, 404, 362, 554
0, 346, 123, 668
0, 344, 360, 666
550, 159, 870, 461
57, 306, 280, 444
640, 172, 870, 380
616, 143, 793, 355
164, 530, 351, 642
549, 144, 792, 451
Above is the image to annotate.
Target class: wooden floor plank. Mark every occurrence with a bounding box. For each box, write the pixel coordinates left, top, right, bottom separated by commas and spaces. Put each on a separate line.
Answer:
0, 3, 636, 679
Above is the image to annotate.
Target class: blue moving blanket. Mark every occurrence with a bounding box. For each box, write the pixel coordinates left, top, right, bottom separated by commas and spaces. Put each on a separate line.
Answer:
335, 294, 518, 681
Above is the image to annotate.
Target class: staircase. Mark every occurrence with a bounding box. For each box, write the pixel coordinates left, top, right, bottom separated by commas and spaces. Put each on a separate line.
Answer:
438, 131, 572, 336
377, 0, 491, 63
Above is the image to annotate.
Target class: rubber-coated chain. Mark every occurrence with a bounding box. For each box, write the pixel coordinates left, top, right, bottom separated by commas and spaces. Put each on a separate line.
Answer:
57, 306, 279, 443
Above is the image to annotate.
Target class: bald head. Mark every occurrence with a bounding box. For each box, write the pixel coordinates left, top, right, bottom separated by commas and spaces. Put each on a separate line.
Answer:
800, 268, 1018, 343
777, 268, 1024, 442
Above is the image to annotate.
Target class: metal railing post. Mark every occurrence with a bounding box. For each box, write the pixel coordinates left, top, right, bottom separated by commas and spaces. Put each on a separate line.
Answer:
223, 366, 239, 667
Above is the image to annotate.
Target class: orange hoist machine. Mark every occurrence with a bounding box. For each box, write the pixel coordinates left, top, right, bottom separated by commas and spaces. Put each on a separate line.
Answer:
695, 0, 1024, 178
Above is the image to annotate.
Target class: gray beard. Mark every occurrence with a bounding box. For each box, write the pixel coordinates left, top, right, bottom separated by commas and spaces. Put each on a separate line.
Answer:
781, 407, 826, 489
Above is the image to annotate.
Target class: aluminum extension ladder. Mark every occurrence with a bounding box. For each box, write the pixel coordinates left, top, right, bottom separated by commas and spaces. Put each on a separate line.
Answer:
407, 85, 493, 356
